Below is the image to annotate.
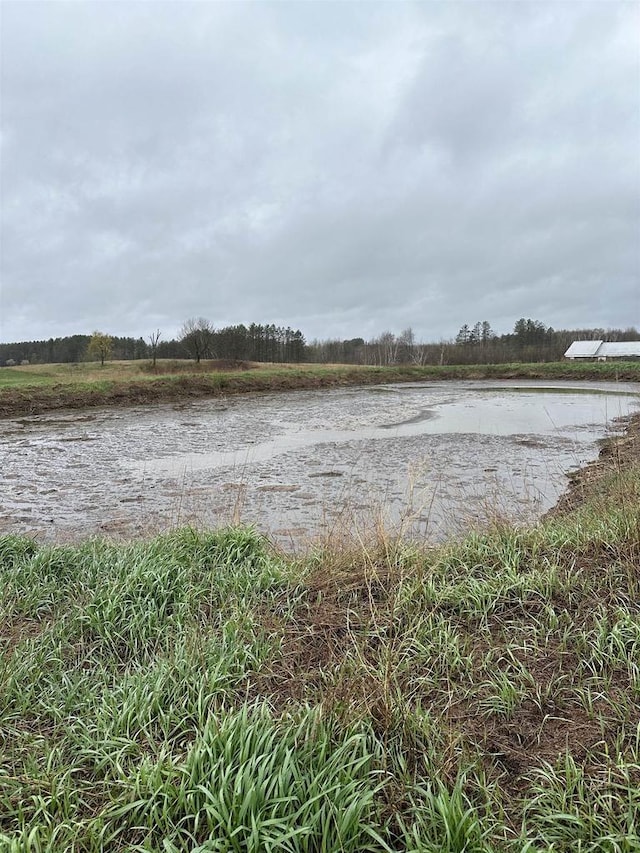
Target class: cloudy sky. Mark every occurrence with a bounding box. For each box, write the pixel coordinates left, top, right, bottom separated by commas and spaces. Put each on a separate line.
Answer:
1, 1, 638, 345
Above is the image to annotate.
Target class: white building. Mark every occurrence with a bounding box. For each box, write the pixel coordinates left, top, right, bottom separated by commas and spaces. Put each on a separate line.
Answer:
564, 341, 640, 360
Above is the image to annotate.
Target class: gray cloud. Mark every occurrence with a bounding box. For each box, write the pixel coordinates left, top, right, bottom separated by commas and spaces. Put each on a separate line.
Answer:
1, 1, 638, 344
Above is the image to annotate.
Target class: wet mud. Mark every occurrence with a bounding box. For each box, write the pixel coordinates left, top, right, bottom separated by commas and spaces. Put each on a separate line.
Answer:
1, 380, 638, 549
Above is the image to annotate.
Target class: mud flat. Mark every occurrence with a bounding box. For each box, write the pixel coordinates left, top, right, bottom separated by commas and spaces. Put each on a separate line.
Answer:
1, 379, 638, 547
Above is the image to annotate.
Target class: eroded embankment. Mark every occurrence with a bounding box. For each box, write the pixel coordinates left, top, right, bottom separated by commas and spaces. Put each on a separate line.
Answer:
1, 371, 411, 418
547, 409, 640, 516
1, 361, 639, 418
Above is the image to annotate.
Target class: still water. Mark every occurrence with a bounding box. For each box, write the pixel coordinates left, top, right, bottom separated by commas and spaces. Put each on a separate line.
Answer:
1, 380, 638, 548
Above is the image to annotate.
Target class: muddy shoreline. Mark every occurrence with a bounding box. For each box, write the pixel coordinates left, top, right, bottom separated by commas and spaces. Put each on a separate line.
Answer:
2, 362, 639, 419
546, 410, 640, 516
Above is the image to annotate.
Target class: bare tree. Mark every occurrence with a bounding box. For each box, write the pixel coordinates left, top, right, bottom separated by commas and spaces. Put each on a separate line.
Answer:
148, 329, 162, 369
397, 327, 415, 364
374, 331, 399, 365
412, 343, 430, 365
180, 317, 214, 363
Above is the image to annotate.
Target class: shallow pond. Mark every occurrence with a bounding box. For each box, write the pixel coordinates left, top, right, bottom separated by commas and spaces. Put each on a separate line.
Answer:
1, 380, 638, 548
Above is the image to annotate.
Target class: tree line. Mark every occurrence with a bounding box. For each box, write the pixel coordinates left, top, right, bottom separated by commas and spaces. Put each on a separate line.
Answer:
307, 320, 639, 365
0, 320, 306, 367
178, 319, 306, 364
1, 317, 637, 367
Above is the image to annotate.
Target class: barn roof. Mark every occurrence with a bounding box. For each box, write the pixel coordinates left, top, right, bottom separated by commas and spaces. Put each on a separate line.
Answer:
564, 340, 603, 357
564, 340, 640, 358
598, 341, 640, 357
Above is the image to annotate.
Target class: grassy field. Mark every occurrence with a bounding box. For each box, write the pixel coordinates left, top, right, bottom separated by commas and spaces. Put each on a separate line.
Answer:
1, 358, 639, 418
1, 417, 639, 851
0, 360, 264, 389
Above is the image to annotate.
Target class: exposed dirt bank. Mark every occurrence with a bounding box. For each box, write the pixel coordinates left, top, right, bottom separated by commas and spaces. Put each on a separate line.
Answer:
547, 409, 640, 516
1, 362, 639, 419
0, 373, 365, 419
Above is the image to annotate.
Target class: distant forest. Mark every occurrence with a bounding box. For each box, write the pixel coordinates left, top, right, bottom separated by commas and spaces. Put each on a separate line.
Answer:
0, 323, 306, 367
1, 318, 638, 367
310, 320, 640, 365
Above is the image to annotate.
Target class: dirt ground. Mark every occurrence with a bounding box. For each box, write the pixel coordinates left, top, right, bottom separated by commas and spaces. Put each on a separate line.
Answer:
0, 372, 369, 418
547, 410, 640, 516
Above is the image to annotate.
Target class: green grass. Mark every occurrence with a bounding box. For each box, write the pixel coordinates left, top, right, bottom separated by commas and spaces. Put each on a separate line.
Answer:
0, 368, 63, 388
0, 357, 638, 391
1, 447, 639, 851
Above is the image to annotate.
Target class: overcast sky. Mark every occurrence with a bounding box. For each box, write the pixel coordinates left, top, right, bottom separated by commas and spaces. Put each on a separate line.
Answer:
1, 1, 638, 345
